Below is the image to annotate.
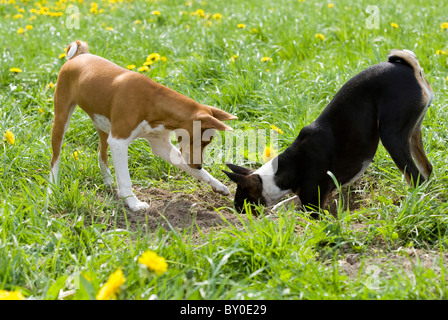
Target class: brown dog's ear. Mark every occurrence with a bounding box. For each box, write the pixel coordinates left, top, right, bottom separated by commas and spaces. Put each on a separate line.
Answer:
199, 114, 233, 131
207, 106, 238, 121
225, 163, 252, 176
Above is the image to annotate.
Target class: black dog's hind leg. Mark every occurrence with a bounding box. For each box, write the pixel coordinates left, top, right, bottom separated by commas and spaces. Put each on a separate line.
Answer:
379, 113, 427, 187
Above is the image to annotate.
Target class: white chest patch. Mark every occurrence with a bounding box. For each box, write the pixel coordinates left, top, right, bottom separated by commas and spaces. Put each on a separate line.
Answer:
93, 115, 166, 141
253, 158, 290, 206
140, 123, 165, 137
93, 114, 111, 133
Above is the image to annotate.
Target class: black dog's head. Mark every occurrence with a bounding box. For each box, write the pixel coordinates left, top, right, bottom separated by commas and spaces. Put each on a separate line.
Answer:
222, 163, 266, 214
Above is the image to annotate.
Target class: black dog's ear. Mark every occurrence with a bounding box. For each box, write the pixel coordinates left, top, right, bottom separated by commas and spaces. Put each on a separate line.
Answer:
225, 163, 252, 176
222, 170, 248, 186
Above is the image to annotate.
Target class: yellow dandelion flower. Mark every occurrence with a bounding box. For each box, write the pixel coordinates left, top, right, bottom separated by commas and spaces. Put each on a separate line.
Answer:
237, 23, 246, 29
146, 53, 161, 64
73, 151, 80, 160
314, 33, 325, 41
441, 22, 448, 30
261, 56, 272, 62
126, 64, 136, 70
231, 54, 238, 62
160, 56, 167, 62
195, 9, 205, 17
105, 26, 114, 30
205, 20, 212, 27
0, 290, 25, 300
25, 25, 33, 30
391, 22, 399, 29
151, 10, 161, 16
96, 269, 126, 300
138, 65, 150, 72
59, 52, 66, 59
262, 146, 276, 163
38, 107, 44, 113
436, 50, 446, 55
328, 3, 334, 8
212, 13, 222, 20
446, 76, 448, 81
271, 124, 283, 135
17, 27, 25, 34
29, 15, 37, 21
9, 67, 22, 73
13, 13, 23, 19
134, 19, 142, 24
4, 130, 15, 145
138, 251, 168, 276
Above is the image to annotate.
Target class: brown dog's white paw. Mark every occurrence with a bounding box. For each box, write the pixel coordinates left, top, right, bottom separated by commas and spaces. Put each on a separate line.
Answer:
211, 183, 230, 196
124, 196, 150, 212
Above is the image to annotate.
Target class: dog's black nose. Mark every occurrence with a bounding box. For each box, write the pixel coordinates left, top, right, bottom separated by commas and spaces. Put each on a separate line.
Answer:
197, 165, 202, 170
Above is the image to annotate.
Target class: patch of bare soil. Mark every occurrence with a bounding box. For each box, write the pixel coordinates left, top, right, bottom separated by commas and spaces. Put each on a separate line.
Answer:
115, 185, 243, 234
326, 179, 374, 216
111, 178, 368, 234
338, 249, 448, 281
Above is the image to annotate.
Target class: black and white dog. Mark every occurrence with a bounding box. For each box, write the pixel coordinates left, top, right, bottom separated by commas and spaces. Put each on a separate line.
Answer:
223, 50, 433, 217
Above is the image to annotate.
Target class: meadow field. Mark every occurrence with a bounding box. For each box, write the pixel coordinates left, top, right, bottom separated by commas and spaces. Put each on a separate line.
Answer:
1, 0, 448, 301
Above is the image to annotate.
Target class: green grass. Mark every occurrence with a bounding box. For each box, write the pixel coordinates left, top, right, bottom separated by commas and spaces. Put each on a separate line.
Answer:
1, 0, 448, 300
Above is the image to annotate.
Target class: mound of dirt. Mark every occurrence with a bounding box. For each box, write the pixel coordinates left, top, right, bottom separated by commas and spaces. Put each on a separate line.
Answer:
112, 178, 369, 235
115, 185, 243, 233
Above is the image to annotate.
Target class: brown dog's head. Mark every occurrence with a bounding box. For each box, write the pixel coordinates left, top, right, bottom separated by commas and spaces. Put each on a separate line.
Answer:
222, 163, 266, 213
177, 106, 237, 170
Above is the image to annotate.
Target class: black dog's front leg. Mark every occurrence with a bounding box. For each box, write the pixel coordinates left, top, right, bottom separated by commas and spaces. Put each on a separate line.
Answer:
298, 182, 332, 219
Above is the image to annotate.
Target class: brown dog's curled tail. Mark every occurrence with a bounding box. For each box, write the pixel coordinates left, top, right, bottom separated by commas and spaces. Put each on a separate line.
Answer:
66, 40, 89, 60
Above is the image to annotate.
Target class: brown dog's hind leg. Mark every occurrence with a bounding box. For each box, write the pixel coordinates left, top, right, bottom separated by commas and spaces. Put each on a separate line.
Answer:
97, 129, 113, 187
49, 93, 76, 187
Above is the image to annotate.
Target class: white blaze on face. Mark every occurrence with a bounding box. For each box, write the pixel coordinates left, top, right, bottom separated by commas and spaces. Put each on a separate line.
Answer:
253, 158, 290, 206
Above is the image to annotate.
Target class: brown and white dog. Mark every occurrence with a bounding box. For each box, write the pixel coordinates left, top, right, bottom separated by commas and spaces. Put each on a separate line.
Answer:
49, 40, 237, 212
223, 50, 433, 217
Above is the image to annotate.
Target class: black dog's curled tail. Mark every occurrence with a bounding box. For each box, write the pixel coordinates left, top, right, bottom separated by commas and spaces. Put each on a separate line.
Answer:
387, 49, 422, 73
